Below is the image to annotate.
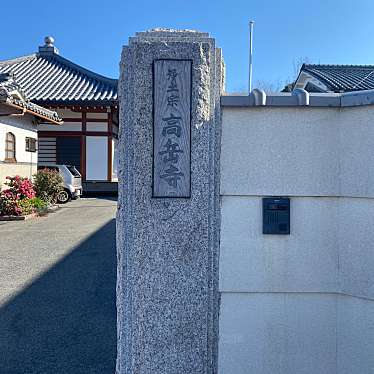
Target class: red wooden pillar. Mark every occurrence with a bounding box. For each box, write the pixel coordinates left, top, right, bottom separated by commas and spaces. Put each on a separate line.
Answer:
81, 111, 87, 180
107, 110, 113, 182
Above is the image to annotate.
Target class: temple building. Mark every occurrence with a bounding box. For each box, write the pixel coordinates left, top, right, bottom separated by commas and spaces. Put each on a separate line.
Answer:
0, 37, 118, 192
0, 72, 61, 188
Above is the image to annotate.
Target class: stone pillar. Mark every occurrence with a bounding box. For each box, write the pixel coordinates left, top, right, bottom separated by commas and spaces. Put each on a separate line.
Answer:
117, 29, 224, 374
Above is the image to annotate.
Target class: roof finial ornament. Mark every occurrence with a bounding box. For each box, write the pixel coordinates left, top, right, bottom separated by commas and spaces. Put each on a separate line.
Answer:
44, 36, 55, 47
39, 36, 59, 55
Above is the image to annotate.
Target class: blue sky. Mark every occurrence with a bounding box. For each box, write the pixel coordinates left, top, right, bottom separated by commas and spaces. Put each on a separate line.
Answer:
1, 0, 373, 92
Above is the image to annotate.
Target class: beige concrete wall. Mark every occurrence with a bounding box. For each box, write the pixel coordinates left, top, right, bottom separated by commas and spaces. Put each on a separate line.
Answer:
0, 163, 37, 190
221, 106, 374, 197
219, 105, 374, 374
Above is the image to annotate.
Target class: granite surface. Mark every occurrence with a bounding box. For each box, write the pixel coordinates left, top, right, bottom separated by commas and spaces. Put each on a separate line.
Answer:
117, 29, 223, 374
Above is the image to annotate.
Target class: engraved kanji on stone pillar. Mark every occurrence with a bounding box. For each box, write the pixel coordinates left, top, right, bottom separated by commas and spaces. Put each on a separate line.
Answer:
117, 29, 224, 374
153, 59, 191, 197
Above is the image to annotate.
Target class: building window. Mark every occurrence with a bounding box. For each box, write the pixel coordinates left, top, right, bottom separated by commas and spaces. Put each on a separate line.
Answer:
5, 132, 16, 161
26, 137, 37, 152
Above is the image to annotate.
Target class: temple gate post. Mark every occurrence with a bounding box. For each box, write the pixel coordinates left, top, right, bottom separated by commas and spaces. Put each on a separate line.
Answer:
117, 29, 224, 374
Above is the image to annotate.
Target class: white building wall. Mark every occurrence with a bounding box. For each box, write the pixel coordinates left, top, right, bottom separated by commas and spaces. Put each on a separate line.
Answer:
86, 112, 108, 120
220, 293, 338, 374
38, 122, 82, 132
221, 107, 374, 197
37, 109, 112, 183
0, 114, 38, 187
112, 138, 118, 181
86, 136, 108, 180
56, 109, 82, 118
219, 106, 374, 374
86, 122, 108, 132
0, 114, 38, 164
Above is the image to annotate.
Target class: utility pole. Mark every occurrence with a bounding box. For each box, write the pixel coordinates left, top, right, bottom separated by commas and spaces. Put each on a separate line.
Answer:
248, 20, 254, 94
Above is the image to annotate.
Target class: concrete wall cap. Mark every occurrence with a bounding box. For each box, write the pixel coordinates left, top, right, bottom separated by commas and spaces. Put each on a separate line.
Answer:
251, 88, 266, 106
292, 88, 310, 106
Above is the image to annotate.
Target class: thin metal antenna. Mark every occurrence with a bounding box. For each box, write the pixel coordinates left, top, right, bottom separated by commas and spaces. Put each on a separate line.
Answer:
248, 20, 254, 94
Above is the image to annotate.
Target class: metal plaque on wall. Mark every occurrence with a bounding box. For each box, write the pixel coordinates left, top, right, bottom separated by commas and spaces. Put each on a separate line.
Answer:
153, 59, 192, 198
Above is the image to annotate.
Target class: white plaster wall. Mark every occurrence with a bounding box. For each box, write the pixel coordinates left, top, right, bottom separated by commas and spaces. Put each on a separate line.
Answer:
112, 138, 118, 181
338, 198, 374, 299
86, 136, 108, 180
38, 122, 82, 132
86, 112, 108, 120
56, 109, 82, 118
0, 114, 38, 164
221, 107, 374, 197
220, 195, 374, 297
219, 292, 374, 374
219, 106, 374, 374
0, 114, 38, 187
220, 196, 339, 293
337, 295, 374, 374
86, 122, 108, 132
219, 293, 338, 374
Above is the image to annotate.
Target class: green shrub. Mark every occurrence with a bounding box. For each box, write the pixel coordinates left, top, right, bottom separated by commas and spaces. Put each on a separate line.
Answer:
18, 199, 35, 215
33, 169, 63, 204
19, 197, 48, 215
0, 196, 49, 216
30, 197, 48, 210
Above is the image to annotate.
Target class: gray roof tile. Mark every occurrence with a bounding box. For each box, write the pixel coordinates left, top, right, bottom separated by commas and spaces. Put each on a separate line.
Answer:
301, 64, 374, 92
0, 51, 118, 106
0, 73, 62, 123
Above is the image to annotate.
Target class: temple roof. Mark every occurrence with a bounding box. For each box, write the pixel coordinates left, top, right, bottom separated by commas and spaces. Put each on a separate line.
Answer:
0, 37, 118, 106
0, 72, 61, 124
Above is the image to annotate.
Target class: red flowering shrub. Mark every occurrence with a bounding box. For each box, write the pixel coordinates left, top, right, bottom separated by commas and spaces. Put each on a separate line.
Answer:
0, 190, 22, 216
4, 176, 35, 199
0, 176, 36, 216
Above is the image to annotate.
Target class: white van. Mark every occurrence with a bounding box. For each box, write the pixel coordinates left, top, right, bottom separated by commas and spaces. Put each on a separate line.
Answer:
37, 164, 82, 203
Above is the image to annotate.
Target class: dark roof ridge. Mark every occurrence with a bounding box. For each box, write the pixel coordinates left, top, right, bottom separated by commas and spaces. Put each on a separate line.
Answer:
0, 52, 117, 85
304, 63, 374, 69
0, 49, 118, 104
42, 53, 118, 84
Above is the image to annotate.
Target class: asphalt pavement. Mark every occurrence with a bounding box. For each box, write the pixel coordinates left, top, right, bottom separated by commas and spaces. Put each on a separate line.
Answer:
0, 197, 117, 374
